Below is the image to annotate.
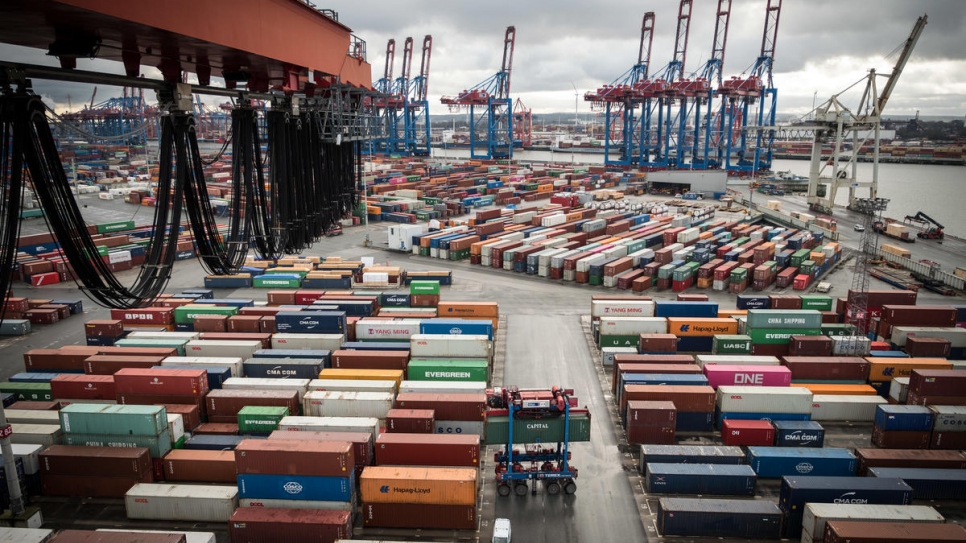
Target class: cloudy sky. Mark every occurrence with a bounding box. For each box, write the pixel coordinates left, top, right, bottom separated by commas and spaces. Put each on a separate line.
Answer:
7, 0, 965, 119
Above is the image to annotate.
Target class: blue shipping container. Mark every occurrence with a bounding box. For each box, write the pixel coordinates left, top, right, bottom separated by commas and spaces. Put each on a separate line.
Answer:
657, 497, 782, 539
676, 411, 714, 432
874, 405, 933, 432
419, 319, 494, 340
675, 336, 714, 353
184, 435, 247, 450
645, 463, 756, 495
242, 359, 327, 379
381, 293, 411, 307
773, 420, 825, 447
868, 350, 909, 358
311, 300, 374, 317
237, 473, 353, 502
654, 301, 719, 318
778, 476, 912, 538
274, 311, 346, 334
181, 289, 214, 299
638, 445, 744, 471
867, 468, 966, 500
746, 447, 856, 478
736, 294, 770, 309
9, 373, 63, 383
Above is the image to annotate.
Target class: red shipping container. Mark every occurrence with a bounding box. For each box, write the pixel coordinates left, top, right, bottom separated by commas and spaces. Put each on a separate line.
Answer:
626, 400, 677, 427
92, 346, 178, 358
908, 369, 966, 396
294, 290, 326, 305
229, 508, 352, 543
206, 389, 301, 421
906, 392, 966, 406
871, 426, 930, 449
385, 409, 435, 433
115, 394, 207, 419
627, 425, 675, 445
50, 374, 116, 400
330, 350, 409, 371
235, 439, 354, 477
632, 276, 653, 292
375, 433, 479, 467
268, 430, 373, 469
906, 337, 952, 358
930, 431, 966, 450
238, 307, 282, 317
39, 445, 153, 479
164, 449, 237, 483
84, 319, 124, 337
259, 316, 277, 334
83, 355, 168, 375
676, 293, 708, 302
393, 393, 485, 421
639, 334, 678, 353
24, 308, 59, 324
108, 307, 174, 325
787, 336, 833, 357
29, 272, 61, 286
192, 423, 240, 435
23, 349, 89, 372
881, 305, 957, 326
7, 401, 60, 411
620, 385, 715, 418
41, 475, 153, 499
751, 344, 789, 357
721, 419, 775, 446
793, 274, 811, 290
361, 502, 477, 530
770, 295, 802, 309
190, 314, 228, 332
855, 448, 966, 475
780, 357, 869, 381
267, 290, 298, 305
227, 315, 263, 333
163, 404, 202, 431
113, 368, 208, 396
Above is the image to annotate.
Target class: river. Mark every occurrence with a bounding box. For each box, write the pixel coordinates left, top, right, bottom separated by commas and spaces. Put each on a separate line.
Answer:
430, 148, 965, 238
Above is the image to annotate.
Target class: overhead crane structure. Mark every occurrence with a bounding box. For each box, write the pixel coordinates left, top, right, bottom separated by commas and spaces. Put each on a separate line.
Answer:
441, 26, 516, 160
654, 0, 694, 170
402, 35, 433, 156
0, 0, 378, 313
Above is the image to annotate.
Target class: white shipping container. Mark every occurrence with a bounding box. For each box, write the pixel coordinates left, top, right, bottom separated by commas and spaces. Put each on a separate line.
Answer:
302, 391, 394, 419
184, 340, 261, 360
930, 405, 966, 431
277, 416, 380, 441
537, 248, 568, 270
9, 424, 62, 447
0, 528, 53, 543
126, 331, 201, 341
124, 483, 238, 522
354, 319, 422, 341
628, 248, 656, 267
597, 317, 667, 336
800, 504, 944, 543
830, 336, 872, 356
672, 247, 694, 262
7, 444, 43, 475
671, 215, 692, 228
409, 334, 491, 359
522, 233, 548, 246
541, 213, 566, 227
167, 414, 185, 446
2, 410, 59, 425
591, 300, 657, 319
308, 379, 397, 395
434, 420, 485, 436
512, 211, 536, 224
399, 381, 487, 395
387, 223, 425, 252
890, 326, 966, 348
222, 377, 310, 397
550, 249, 582, 269
237, 497, 353, 511
677, 227, 701, 244
809, 395, 886, 422
663, 243, 684, 254
271, 333, 344, 351
601, 347, 638, 367
712, 279, 729, 291
889, 377, 910, 403
695, 355, 780, 369
576, 254, 607, 274
98, 529, 216, 543
716, 386, 813, 414
160, 356, 244, 377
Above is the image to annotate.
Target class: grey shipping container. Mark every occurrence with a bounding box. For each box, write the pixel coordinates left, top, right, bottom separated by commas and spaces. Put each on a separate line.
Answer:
638, 445, 744, 473
645, 463, 756, 495
867, 467, 966, 500
779, 476, 913, 538
657, 497, 782, 539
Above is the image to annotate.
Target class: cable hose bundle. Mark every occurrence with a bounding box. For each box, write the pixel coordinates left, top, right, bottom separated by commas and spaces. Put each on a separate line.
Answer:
236, 107, 283, 261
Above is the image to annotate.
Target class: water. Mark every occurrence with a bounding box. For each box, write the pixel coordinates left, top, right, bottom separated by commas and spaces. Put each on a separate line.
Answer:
430, 147, 964, 238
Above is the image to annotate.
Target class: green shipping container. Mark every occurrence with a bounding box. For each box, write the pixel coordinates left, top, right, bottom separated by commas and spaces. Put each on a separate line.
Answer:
59, 404, 168, 436
712, 335, 753, 354
821, 323, 857, 337
238, 406, 288, 434
172, 435, 186, 449
747, 327, 822, 345
799, 295, 833, 311
410, 280, 440, 295
599, 335, 641, 348
589, 274, 603, 286
114, 337, 189, 356
0, 382, 52, 402
745, 309, 824, 329
96, 221, 136, 234
484, 413, 592, 445
253, 275, 303, 288
407, 359, 489, 382
173, 305, 239, 325
64, 430, 172, 458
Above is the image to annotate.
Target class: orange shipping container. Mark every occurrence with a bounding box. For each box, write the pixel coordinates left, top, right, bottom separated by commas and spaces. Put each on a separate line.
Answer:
866, 358, 953, 382
790, 383, 878, 396
436, 302, 499, 318
317, 369, 404, 388
666, 318, 738, 337
359, 466, 478, 505
717, 310, 748, 318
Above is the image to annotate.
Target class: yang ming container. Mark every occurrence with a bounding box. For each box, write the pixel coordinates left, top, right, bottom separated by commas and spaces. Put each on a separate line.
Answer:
644, 463, 756, 495
124, 483, 238, 522
779, 476, 913, 538
657, 497, 782, 539
746, 447, 856, 478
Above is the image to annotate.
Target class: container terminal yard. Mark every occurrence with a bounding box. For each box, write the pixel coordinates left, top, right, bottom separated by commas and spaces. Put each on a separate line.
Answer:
2, 1, 966, 543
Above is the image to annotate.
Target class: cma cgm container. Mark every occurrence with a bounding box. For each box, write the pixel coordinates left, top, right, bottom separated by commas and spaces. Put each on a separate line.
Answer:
773, 420, 825, 447
779, 476, 914, 538
228, 508, 352, 543
657, 497, 782, 539
746, 447, 856, 478
638, 445, 744, 471
242, 358, 325, 379
359, 466, 477, 505
124, 483, 238, 522
801, 504, 945, 543
644, 463, 756, 495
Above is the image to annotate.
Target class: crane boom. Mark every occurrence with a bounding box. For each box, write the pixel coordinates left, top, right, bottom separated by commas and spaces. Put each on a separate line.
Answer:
668, 0, 692, 80
400, 37, 413, 83
874, 14, 927, 116
637, 11, 655, 74
383, 39, 395, 85
416, 35, 432, 101
500, 26, 516, 98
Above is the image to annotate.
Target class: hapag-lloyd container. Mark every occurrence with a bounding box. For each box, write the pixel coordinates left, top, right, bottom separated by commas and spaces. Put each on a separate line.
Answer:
590, 300, 656, 319
307, 379, 397, 395
810, 395, 886, 422
703, 365, 791, 389
277, 416, 380, 441
666, 318, 738, 337
638, 445, 745, 471
409, 334, 491, 359
716, 386, 812, 413
773, 420, 825, 447
301, 391, 394, 419
267, 430, 373, 469
354, 319, 422, 342
124, 483, 238, 522
800, 504, 945, 543
237, 473, 353, 502
228, 508, 352, 543
375, 433, 480, 467
657, 497, 782, 539
778, 476, 914, 538
59, 404, 168, 436
644, 463, 756, 495
160, 356, 244, 377
866, 357, 952, 382
359, 466, 478, 505
694, 355, 780, 368
745, 447, 856, 478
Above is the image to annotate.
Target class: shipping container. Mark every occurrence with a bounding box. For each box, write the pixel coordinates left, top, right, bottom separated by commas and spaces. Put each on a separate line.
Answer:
778, 476, 913, 537
59, 404, 167, 436
47, 531, 185, 543
163, 450, 237, 483
234, 439, 353, 477
874, 405, 933, 431
242, 358, 325, 380
823, 521, 966, 543
745, 447, 856, 478
721, 420, 774, 446
716, 386, 812, 413
277, 416, 380, 442
360, 502, 477, 530
237, 473, 353, 502
644, 463, 756, 495
485, 412, 591, 444
800, 504, 944, 543
868, 467, 966, 500
656, 497, 782, 539
0, 528, 54, 543
124, 483, 238, 522
811, 395, 886, 422
694, 355, 780, 368
160, 356, 244, 377
773, 420, 825, 447
866, 357, 952, 382
409, 334, 491, 359
205, 390, 301, 422
375, 433, 479, 467
406, 359, 488, 382
228, 508, 352, 543
638, 445, 744, 471
781, 356, 869, 382
96, 530, 214, 543
855, 448, 966, 475
703, 365, 791, 389
359, 466, 477, 505
307, 379, 397, 395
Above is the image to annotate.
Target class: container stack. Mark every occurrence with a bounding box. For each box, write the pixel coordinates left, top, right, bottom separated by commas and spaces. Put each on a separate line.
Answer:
621, 385, 715, 432
40, 445, 153, 497
778, 476, 914, 538
394, 391, 485, 435
743, 309, 823, 357
715, 386, 812, 427
114, 368, 209, 423
873, 405, 933, 449
229, 508, 353, 543
237, 406, 288, 436
409, 280, 440, 307
84, 319, 125, 347
359, 466, 478, 530
625, 401, 675, 445
800, 504, 945, 543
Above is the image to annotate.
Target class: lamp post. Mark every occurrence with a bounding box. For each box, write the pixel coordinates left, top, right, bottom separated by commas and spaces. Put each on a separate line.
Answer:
571, 82, 578, 164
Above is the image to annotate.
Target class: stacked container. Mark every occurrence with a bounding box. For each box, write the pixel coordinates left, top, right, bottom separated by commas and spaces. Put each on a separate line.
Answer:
907, 369, 966, 406
114, 368, 209, 421
394, 392, 485, 435
621, 385, 714, 432
873, 405, 933, 449
721, 420, 774, 446
778, 476, 913, 538
83, 319, 125, 347
928, 405, 966, 449
800, 504, 944, 543
743, 309, 823, 357
235, 439, 355, 510
40, 445, 153, 497
625, 401, 675, 445
59, 404, 171, 478
228, 508, 353, 543
237, 406, 288, 436
359, 466, 478, 530
715, 386, 812, 427
125, 483, 238, 522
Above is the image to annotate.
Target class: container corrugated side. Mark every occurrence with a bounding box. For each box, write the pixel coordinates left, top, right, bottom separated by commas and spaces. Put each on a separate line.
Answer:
800, 504, 944, 543
124, 483, 238, 522
237, 497, 352, 510
301, 391, 394, 419
277, 416, 379, 441
96, 530, 215, 543
359, 466, 477, 505
657, 497, 782, 539
0, 528, 53, 543
716, 386, 812, 413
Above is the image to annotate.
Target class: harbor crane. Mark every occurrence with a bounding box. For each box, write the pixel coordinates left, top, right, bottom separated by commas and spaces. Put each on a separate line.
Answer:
718, 0, 782, 174
372, 38, 404, 154
402, 35, 432, 156
441, 26, 516, 159
656, 0, 693, 169
512, 97, 532, 148
583, 12, 655, 166
805, 15, 928, 215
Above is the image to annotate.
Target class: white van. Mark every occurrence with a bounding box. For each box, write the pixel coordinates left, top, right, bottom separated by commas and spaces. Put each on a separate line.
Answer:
493, 518, 512, 543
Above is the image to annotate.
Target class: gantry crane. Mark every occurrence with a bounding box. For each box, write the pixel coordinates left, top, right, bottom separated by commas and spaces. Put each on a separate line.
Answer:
371, 38, 403, 154
806, 15, 927, 215
512, 97, 532, 148
583, 13, 655, 167
402, 35, 432, 156
718, 0, 782, 174
686, 0, 731, 169
656, 0, 693, 169
442, 26, 516, 159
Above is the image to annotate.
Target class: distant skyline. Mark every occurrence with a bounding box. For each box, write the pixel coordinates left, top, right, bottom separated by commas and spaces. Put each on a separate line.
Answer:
2, 0, 963, 120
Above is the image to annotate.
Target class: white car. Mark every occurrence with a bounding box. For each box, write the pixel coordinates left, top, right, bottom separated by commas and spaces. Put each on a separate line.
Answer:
854, 224, 866, 232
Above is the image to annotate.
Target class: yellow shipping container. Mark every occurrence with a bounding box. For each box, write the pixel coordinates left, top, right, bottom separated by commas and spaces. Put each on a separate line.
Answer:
790, 383, 877, 395
880, 244, 912, 258
318, 369, 404, 387
666, 318, 738, 337
436, 302, 499, 318
866, 357, 952, 381
360, 466, 478, 505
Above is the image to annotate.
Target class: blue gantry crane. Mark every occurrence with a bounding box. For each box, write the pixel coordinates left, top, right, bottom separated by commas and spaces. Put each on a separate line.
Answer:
371, 38, 406, 154
683, 0, 732, 170
441, 26, 516, 159
718, 0, 782, 174
402, 35, 432, 156
655, 0, 693, 170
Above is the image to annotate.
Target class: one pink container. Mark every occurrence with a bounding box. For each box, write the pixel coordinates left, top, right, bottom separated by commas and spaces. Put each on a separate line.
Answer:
702, 364, 792, 389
